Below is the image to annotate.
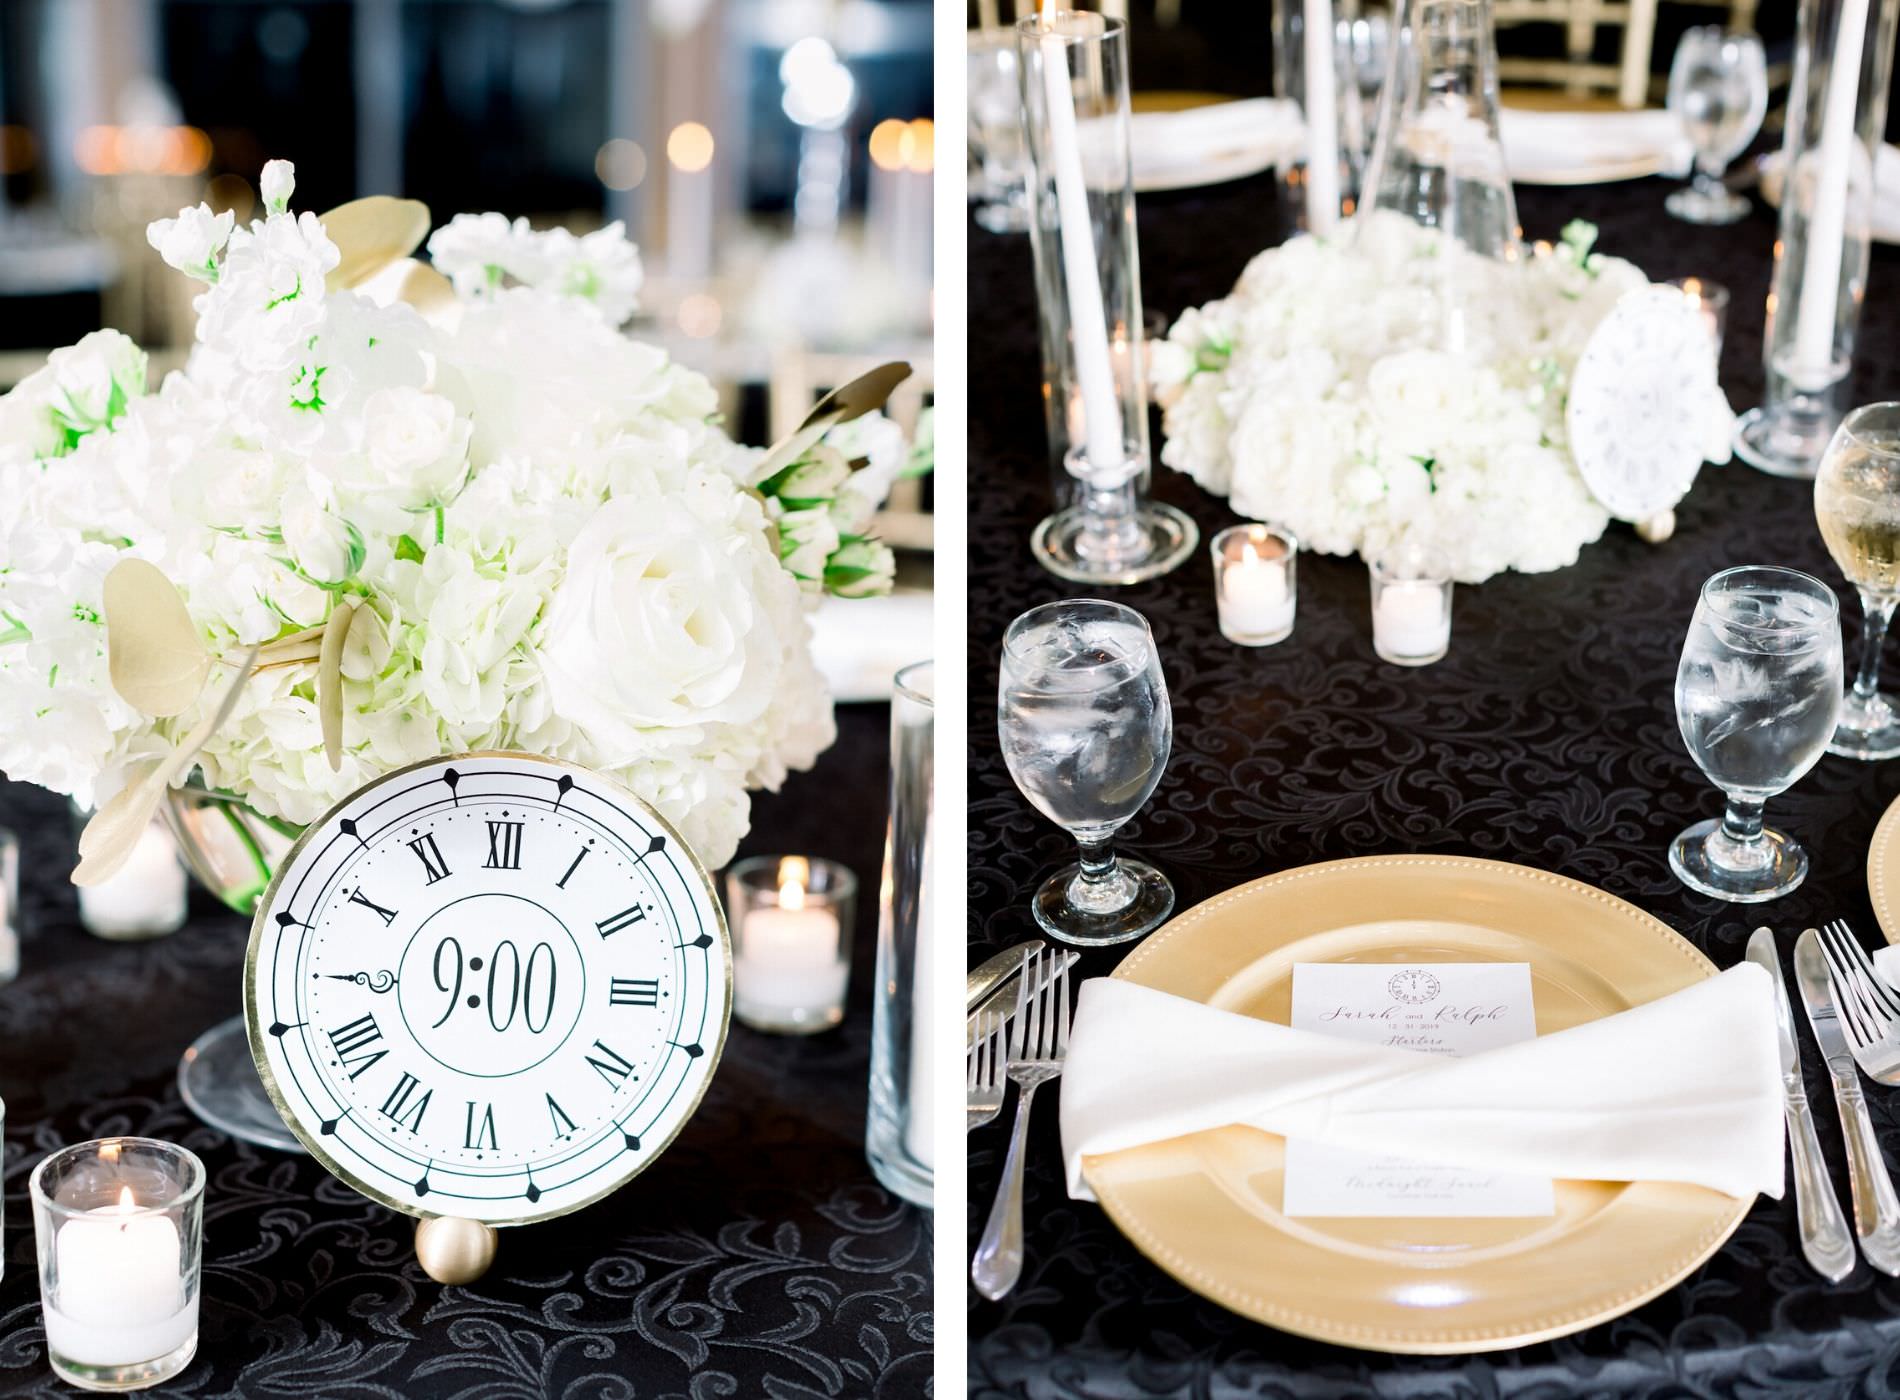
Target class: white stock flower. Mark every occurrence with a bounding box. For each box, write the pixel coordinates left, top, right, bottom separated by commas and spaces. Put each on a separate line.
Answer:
146, 203, 235, 281
260, 160, 296, 215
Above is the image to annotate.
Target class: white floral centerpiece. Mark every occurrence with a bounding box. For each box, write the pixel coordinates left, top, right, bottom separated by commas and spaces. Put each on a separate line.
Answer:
0, 161, 909, 878
1150, 216, 1734, 583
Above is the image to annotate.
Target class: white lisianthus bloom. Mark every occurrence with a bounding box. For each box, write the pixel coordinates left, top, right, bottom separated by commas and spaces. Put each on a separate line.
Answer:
775, 506, 840, 586
542, 223, 645, 325
43, 331, 148, 436
260, 159, 296, 215
145, 203, 234, 282
540, 495, 783, 753
425, 212, 525, 299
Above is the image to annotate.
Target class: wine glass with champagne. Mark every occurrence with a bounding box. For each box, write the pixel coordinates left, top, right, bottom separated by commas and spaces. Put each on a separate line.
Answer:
1815, 403, 1900, 759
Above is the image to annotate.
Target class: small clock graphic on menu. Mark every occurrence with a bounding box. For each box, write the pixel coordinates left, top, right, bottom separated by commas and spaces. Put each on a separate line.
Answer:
244, 752, 730, 1226
1387, 969, 1442, 1005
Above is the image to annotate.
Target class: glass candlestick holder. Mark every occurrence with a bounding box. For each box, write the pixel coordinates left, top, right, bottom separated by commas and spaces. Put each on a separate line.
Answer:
1370, 545, 1454, 665
32, 1138, 205, 1392
726, 856, 855, 1035
1212, 524, 1299, 646
1018, 10, 1196, 585
1736, 0, 1900, 478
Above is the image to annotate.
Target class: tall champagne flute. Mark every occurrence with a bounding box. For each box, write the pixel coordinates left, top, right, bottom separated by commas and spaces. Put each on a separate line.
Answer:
998, 599, 1174, 945
1815, 403, 1900, 758
1664, 27, 1768, 225
1670, 566, 1842, 902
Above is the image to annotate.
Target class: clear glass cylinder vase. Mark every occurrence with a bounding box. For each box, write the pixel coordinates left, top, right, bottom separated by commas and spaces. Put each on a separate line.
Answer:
1357, 0, 1519, 263
1735, 0, 1900, 478
1017, 10, 1197, 585
1272, 0, 1366, 230
866, 661, 934, 1207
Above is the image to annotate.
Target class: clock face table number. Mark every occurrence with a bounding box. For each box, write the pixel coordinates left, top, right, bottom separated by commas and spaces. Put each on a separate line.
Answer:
244, 753, 731, 1249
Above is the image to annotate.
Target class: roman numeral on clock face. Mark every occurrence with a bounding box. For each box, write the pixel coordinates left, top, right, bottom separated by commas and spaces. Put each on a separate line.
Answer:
546, 1093, 577, 1135
596, 905, 647, 938
346, 886, 398, 926
408, 833, 451, 884
328, 1013, 387, 1080
463, 1101, 498, 1151
585, 1039, 636, 1090
380, 1072, 433, 1133
484, 820, 523, 870
610, 977, 660, 1008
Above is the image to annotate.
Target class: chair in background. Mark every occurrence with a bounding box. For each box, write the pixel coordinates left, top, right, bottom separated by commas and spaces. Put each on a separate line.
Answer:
1494, 0, 1662, 108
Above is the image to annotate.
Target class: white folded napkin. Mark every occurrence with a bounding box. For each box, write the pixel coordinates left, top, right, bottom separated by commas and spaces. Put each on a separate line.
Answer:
1125, 98, 1304, 186
1060, 962, 1783, 1202
1499, 107, 1694, 182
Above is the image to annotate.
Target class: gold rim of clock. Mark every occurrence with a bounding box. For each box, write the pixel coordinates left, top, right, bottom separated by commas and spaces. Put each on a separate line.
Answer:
1867, 792, 1900, 946
1082, 854, 1747, 1354
241, 749, 734, 1228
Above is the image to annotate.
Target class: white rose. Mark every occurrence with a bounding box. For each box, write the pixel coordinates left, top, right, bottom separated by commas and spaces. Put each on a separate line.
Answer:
281, 479, 358, 583
362, 387, 471, 506
146, 203, 235, 282
260, 159, 296, 215
540, 496, 782, 758
1366, 349, 1467, 448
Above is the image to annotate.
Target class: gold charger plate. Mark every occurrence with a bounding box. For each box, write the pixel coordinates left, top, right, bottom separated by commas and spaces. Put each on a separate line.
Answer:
1081, 854, 1749, 1354
1865, 793, 1900, 944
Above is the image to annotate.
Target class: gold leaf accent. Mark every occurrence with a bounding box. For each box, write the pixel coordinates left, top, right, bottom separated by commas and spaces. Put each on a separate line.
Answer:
104, 559, 211, 717
73, 645, 260, 886
319, 602, 358, 772
320, 196, 433, 292
753, 361, 912, 483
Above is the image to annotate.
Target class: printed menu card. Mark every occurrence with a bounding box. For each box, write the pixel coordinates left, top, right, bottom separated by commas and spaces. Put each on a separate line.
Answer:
1281, 962, 1556, 1218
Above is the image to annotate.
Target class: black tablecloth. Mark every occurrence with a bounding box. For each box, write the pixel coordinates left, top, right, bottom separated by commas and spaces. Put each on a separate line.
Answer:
967, 173, 1900, 1398
0, 704, 932, 1398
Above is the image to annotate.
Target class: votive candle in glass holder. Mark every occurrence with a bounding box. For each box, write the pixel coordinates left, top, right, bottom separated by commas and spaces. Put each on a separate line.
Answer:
1370, 546, 1453, 665
726, 856, 855, 1035
1667, 277, 1730, 366
31, 1137, 204, 1391
1211, 523, 1298, 645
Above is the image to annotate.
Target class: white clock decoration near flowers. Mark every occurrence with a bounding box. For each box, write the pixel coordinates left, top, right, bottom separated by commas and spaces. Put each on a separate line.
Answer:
245, 752, 730, 1246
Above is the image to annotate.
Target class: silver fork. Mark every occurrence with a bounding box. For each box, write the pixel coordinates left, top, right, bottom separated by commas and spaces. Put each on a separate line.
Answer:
1818, 920, 1900, 1084
967, 1010, 1007, 1133
971, 948, 1071, 1300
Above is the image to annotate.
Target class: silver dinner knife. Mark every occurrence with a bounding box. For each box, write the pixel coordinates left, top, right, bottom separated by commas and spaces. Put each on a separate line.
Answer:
1794, 928, 1900, 1275
1746, 927, 1854, 1281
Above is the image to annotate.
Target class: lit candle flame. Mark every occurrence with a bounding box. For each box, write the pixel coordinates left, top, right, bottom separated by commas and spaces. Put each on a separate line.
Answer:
778, 856, 810, 911
115, 1185, 136, 1213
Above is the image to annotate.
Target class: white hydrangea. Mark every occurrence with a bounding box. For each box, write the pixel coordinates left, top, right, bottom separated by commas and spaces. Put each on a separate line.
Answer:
1152, 214, 1714, 583
0, 160, 868, 868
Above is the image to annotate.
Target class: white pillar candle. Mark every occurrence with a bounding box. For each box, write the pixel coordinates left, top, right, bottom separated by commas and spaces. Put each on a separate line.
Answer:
903, 818, 935, 1171
1038, 14, 1126, 473
43, 1188, 196, 1369
1302, 0, 1341, 235
1219, 543, 1296, 641
78, 821, 185, 941
734, 870, 847, 1017
1374, 580, 1452, 659
1791, 0, 1869, 384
